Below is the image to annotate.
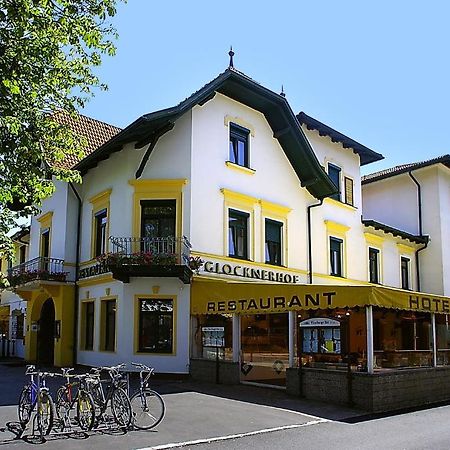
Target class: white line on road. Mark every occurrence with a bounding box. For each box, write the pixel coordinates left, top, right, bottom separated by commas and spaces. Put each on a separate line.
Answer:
138, 419, 328, 450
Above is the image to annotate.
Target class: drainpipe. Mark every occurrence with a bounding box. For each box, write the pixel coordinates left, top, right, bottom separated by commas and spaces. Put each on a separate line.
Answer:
307, 199, 324, 284
408, 171, 428, 292
69, 182, 82, 367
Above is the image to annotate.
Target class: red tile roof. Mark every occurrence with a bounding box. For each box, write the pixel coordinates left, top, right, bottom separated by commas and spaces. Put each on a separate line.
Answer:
52, 112, 121, 170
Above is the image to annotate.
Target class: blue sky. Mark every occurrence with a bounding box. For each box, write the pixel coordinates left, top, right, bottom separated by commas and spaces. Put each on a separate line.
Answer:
83, 1, 450, 174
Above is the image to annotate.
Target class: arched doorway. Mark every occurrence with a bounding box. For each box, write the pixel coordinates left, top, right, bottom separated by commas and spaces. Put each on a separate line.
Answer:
37, 298, 55, 366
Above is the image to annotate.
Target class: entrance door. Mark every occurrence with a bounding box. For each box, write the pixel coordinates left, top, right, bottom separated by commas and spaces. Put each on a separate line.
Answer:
240, 313, 289, 387
37, 298, 55, 366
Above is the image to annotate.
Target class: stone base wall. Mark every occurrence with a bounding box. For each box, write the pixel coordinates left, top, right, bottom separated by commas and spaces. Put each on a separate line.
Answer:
287, 366, 450, 412
190, 358, 240, 385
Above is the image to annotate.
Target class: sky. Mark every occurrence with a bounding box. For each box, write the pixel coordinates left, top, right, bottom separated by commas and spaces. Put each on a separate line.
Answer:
82, 0, 450, 175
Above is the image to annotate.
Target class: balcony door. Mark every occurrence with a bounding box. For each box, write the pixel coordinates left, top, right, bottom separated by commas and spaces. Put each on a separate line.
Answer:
140, 200, 176, 238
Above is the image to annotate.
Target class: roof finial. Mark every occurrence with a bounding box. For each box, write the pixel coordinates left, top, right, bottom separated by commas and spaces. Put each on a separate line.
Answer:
228, 46, 235, 68
280, 84, 286, 98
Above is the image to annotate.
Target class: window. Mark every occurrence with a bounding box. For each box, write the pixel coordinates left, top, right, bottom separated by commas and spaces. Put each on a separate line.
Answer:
328, 164, 341, 201
41, 229, 50, 258
265, 219, 282, 266
229, 123, 249, 167
82, 302, 95, 351
369, 248, 379, 284
102, 299, 116, 352
401, 257, 410, 290
141, 200, 176, 238
19, 245, 26, 264
330, 237, 343, 276
138, 298, 173, 353
344, 176, 354, 206
228, 209, 249, 259
94, 209, 108, 257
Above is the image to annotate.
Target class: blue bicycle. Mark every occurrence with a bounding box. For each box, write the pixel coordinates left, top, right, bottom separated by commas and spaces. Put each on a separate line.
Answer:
18, 365, 55, 436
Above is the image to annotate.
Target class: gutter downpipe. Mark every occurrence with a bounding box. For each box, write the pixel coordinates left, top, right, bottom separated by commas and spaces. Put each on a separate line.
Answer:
296, 197, 325, 397
408, 171, 428, 293
69, 182, 82, 367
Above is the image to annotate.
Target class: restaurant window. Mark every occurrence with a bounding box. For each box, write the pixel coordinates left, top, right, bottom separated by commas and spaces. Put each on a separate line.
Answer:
436, 314, 450, 365
102, 299, 116, 352
401, 257, 410, 290
228, 209, 249, 260
369, 247, 380, 284
138, 298, 173, 353
328, 163, 341, 201
82, 302, 95, 351
94, 209, 108, 257
265, 219, 282, 266
330, 237, 343, 277
229, 123, 249, 167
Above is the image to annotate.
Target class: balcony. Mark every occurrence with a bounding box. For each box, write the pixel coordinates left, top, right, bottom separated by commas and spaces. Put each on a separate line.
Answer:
7, 257, 70, 288
79, 236, 194, 284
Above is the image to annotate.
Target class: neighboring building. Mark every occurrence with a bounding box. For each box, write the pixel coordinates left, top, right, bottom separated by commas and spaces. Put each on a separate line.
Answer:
5, 63, 450, 412
362, 155, 450, 296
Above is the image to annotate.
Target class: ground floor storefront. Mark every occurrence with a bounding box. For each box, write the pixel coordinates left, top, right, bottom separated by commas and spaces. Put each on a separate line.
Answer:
189, 278, 450, 412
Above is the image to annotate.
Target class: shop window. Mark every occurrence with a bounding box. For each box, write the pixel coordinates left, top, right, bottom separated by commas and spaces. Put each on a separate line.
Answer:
141, 200, 176, 239
328, 163, 341, 201
138, 298, 173, 353
330, 237, 343, 276
94, 209, 108, 257
401, 257, 410, 290
81, 302, 95, 351
344, 176, 354, 206
265, 219, 282, 266
300, 319, 341, 354
369, 247, 379, 284
436, 314, 450, 365
101, 299, 116, 352
229, 123, 249, 167
228, 209, 249, 260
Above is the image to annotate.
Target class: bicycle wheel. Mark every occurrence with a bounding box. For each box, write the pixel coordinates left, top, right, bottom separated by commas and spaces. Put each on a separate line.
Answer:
37, 391, 54, 435
111, 387, 132, 429
18, 385, 33, 429
130, 389, 165, 430
76, 390, 95, 431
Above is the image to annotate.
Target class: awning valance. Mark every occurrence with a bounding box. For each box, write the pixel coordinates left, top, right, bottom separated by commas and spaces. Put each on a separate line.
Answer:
191, 279, 450, 315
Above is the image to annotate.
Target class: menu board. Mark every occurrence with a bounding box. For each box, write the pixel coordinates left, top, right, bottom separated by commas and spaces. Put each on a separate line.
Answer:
202, 326, 225, 348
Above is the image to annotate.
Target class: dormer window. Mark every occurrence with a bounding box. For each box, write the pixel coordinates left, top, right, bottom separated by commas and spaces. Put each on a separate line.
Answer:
328, 163, 341, 201
229, 123, 249, 167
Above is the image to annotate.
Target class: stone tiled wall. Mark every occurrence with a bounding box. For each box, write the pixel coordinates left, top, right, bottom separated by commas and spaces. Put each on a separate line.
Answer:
189, 359, 240, 385
287, 366, 450, 412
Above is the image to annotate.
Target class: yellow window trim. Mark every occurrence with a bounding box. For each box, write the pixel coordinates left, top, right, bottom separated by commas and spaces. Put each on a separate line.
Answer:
397, 243, 416, 254
220, 188, 257, 207
324, 220, 350, 235
324, 197, 356, 212
99, 295, 118, 353
90, 189, 112, 258
79, 299, 95, 351
225, 161, 256, 175
129, 179, 187, 239
224, 115, 255, 137
133, 294, 177, 356
364, 232, 385, 247
37, 211, 53, 227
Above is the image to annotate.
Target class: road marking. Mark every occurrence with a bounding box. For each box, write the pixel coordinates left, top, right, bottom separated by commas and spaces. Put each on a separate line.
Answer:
138, 419, 327, 450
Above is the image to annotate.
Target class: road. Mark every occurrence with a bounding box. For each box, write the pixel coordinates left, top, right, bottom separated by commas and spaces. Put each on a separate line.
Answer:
0, 363, 449, 449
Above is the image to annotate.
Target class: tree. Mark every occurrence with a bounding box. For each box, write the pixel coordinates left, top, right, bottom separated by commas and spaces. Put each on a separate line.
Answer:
0, 0, 121, 270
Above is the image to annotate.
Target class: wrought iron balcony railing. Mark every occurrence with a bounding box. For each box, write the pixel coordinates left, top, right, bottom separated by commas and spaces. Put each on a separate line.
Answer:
7, 257, 68, 287
78, 236, 193, 284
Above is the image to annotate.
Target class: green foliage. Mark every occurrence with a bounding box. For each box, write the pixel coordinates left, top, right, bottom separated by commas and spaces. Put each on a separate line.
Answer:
0, 0, 122, 261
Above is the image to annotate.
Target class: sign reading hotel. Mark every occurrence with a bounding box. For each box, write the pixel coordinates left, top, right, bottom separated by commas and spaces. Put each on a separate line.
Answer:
201, 259, 303, 284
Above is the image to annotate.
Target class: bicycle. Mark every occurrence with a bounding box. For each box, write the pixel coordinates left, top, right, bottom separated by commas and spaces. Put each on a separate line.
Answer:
85, 363, 132, 429
18, 366, 55, 437
129, 362, 165, 430
55, 368, 95, 431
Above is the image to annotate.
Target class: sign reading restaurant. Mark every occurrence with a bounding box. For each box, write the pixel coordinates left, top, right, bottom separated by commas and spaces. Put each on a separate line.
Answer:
202, 260, 303, 284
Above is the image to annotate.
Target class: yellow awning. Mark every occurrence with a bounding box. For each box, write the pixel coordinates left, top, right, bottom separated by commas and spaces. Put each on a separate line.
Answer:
191, 278, 450, 315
